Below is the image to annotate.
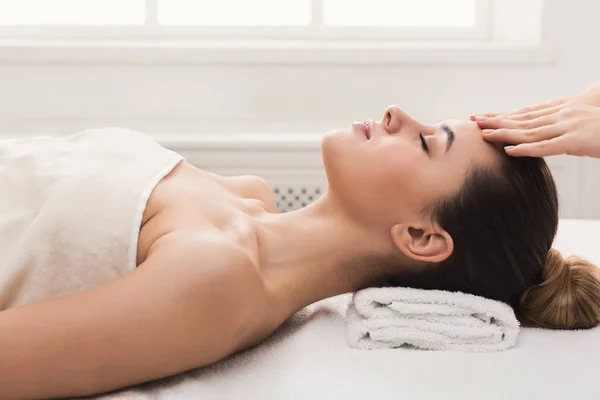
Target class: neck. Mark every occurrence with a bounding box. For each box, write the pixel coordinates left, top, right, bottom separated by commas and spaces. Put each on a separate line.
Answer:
253, 190, 400, 320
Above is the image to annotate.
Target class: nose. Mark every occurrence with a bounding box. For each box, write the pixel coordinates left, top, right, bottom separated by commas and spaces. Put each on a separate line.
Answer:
382, 105, 416, 135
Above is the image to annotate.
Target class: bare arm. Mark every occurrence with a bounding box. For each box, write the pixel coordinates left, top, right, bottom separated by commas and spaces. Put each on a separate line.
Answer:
0, 233, 265, 399
472, 81, 600, 158
584, 81, 600, 106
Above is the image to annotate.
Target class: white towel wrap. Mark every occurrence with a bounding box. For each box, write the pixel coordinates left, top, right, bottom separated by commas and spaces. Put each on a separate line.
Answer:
0, 128, 184, 309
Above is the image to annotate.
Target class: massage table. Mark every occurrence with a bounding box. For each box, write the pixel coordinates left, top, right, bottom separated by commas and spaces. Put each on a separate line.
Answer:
93, 219, 600, 400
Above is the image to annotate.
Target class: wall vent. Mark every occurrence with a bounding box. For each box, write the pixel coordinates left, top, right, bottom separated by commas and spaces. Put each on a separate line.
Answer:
272, 184, 325, 212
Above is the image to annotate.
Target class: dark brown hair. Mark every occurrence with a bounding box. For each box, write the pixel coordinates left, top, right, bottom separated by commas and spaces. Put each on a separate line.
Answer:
386, 154, 600, 329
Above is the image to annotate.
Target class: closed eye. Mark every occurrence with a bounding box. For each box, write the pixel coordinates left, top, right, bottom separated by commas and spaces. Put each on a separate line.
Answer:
419, 132, 429, 153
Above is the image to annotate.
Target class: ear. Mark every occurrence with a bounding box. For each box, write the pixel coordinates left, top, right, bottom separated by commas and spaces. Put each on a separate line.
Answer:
390, 222, 454, 264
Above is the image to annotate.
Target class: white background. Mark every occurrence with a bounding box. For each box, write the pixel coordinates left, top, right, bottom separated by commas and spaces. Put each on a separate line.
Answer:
0, 0, 598, 218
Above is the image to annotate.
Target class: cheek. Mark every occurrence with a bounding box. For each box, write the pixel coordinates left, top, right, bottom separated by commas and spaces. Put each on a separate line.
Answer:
365, 146, 424, 201
376, 145, 458, 211
375, 144, 422, 183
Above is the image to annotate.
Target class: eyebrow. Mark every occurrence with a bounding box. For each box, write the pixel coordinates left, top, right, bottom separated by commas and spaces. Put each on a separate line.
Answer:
441, 123, 455, 153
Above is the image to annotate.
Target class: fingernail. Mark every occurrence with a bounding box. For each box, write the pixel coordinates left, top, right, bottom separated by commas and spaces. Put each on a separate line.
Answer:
475, 116, 489, 121
505, 146, 515, 151
482, 129, 492, 135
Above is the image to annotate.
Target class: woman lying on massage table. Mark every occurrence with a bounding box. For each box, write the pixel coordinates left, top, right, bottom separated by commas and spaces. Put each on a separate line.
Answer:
1, 84, 600, 399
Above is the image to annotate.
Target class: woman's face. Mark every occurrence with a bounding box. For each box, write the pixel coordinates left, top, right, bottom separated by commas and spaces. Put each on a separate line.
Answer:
321, 105, 501, 229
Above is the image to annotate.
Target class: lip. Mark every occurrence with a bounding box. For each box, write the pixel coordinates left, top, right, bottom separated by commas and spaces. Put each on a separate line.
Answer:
352, 120, 372, 140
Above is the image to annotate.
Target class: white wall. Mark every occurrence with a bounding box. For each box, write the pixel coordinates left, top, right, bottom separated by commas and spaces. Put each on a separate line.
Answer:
0, 0, 599, 218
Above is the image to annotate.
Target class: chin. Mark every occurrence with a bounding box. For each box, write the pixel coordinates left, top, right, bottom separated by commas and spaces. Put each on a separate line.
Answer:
321, 128, 350, 166
321, 129, 366, 198
321, 130, 343, 183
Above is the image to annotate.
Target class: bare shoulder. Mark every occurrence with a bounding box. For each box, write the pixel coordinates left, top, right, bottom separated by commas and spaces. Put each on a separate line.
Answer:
150, 229, 258, 271
225, 175, 278, 213
151, 231, 284, 351
147, 230, 269, 328
150, 229, 265, 292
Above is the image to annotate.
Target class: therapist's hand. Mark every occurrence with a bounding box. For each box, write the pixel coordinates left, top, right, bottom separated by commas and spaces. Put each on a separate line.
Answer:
471, 93, 600, 158
473, 81, 600, 121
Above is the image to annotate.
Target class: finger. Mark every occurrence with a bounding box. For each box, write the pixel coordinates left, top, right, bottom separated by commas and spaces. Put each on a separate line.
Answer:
472, 98, 571, 122
475, 116, 527, 129
475, 117, 514, 129
502, 97, 571, 117
473, 115, 514, 128
477, 114, 557, 130
504, 136, 570, 157
481, 124, 564, 144
470, 113, 501, 121
505, 103, 565, 121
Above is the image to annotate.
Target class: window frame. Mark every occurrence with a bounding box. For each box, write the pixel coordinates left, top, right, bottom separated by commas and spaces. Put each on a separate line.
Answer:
0, 0, 492, 41
0, 0, 551, 65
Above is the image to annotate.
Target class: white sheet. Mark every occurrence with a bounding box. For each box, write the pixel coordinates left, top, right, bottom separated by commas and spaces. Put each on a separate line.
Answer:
92, 219, 600, 400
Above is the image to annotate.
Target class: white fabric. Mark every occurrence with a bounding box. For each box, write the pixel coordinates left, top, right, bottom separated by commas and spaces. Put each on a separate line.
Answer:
0, 128, 184, 309
346, 286, 519, 351
92, 219, 600, 400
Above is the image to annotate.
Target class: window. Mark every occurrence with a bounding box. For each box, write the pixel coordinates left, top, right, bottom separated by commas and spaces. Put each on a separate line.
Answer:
0, 0, 145, 25
0, 0, 548, 65
0, 0, 490, 40
158, 0, 312, 26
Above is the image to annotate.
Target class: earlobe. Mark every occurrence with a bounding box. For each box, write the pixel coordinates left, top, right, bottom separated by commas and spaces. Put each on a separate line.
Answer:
390, 223, 454, 264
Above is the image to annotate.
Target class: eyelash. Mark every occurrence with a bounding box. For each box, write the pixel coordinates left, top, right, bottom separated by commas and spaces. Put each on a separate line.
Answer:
419, 132, 429, 153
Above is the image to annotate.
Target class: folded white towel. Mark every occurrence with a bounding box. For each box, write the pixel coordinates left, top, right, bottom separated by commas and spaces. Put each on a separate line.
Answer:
346, 287, 520, 352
